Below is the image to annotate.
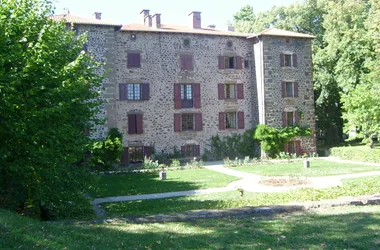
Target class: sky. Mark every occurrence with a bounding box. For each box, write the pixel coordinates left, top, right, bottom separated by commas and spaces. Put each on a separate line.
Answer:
53, 0, 300, 30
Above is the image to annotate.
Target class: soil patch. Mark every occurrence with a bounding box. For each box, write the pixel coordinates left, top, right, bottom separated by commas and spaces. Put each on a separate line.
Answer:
259, 178, 312, 187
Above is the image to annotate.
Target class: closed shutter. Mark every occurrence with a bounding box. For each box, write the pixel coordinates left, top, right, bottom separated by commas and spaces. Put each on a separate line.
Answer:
219, 112, 225, 130
236, 56, 243, 69
193, 84, 201, 108
280, 53, 284, 67
144, 146, 152, 158
136, 114, 143, 134
282, 112, 287, 127
281, 81, 286, 98
119, 83, 128, 100
295, 140, 302, 156
120, 147, 129, 165
195, 113, 202, 131
237, 84, 244, 99
174, 84, 182, 109
218, 56, 225, 69
195, 145, 200, 157
128, 114, 136, 134
180, 55, 193, 71
141, 83, 150, 100
127, 53, 141, 68
174, 113, 181, 132
295, 111, 301, 125
181, 146, 185, 156
294, 82, 299, 97
238, 111, 245, 129
293, 54, 298, 67
218, 84, 225, 100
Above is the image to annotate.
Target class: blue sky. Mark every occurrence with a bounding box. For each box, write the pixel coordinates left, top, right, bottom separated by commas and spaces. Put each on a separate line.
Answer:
53, 0, 300, 30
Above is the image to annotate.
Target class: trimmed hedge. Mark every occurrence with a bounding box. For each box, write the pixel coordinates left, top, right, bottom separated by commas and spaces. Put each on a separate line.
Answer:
330, 145, 380, 163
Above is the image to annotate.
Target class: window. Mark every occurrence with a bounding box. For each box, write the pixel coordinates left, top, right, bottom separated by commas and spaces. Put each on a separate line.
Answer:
128, 114, 143, 134
284, 54, 292, 67
218, 56, 243, 69
129, 146, 144, 163
281, 81, 298, 98
119, 83, 149, 101
286, 112, 294, 127
225, 112, 237, 129
174, 113, 202, 132
219, 112, 245, 130
181, 85, 193, 100
284, 141, 301, 155
244, 59, 249, 69
282, 111, 300, 127
218, 83, 244, 100
180, 54, 193, 71
127, 53, 141, 68
181, 144, 200, 157
174, 84, 201, 109
280, 53, 297, 67
225, 56, 235, 69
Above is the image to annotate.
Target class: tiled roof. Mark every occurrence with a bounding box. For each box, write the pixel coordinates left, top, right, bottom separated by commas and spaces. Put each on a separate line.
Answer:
249, 28, 315, 39
51, 14, 122, 27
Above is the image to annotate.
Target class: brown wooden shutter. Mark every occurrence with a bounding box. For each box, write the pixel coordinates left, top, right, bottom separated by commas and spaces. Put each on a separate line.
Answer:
295, 111, 301, 125
295, 140, 302, 156
195, 113, 202, 131
282, 112, 287, 127
143, 146, 152, 158
218, 56, 225, 69
218, 84, 225, 100
119, 83, 127, 100
136, 114, 143, 134
193, 84, 201, 108
238, 111, 245, 129
120, 147, 129, 165
186, 55, 194, 70
237, 84, 244, 99
127, 53, 141, 68
219, 112, 225, 130
236, 56, 243, 69
293, 54, 298, 67
141, 83, 150, 100
174, 84, 182, 109
181, 146, 185, 156
195, 145, 200, 157
280, 53, 284, 67
294, 82, 299, 97
128, 114, 136, 134
281, 81, 286, 98
174, 113, 181, 132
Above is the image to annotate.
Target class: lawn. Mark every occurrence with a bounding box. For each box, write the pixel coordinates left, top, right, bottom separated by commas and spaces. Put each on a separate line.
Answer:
92, 169, 240, 198
231, 159, 380, 176
101, 175, 380, 217
1, 205, 379, 249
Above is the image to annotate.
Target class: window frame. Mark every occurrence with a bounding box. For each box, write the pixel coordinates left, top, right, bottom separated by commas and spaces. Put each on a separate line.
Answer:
181, 113, 194, 131
225, 112, 237, 129
127, 83, 142, 100
225, 84, 236, 99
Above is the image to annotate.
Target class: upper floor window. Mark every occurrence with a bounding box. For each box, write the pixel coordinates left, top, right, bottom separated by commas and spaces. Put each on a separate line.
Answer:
181, 85, 193, 100
128, 114, 143, 134
180, 54, 194, 71
218, 56, 243, 69
218, 83, 244, 100
281, 81, 299, 98
119, 83, 150, 101
219, 111, 245, 130
174, 113, 203, 132
282, 111, 300, 127
280, 53, 297, 67
174, 84, 201, 109
127, 53, 141, 68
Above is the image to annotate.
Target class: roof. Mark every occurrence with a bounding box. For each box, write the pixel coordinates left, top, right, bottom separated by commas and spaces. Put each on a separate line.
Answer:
249, 28, 315, 39
51, 14, 122, 27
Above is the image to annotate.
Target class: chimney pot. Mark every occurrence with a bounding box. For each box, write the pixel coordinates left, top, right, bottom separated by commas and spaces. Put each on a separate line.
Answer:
140, 9, 152, 27
152, 14, 161, 29
228, 26, 235, 32
188, 11, 201, 29
93, 12, 102, 20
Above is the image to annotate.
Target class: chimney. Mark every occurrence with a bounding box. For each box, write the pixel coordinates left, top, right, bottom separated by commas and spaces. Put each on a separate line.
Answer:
188, 11, 201, 29
228, 26, 235, 32
152, 14, 161, 29
140, 9, 152, 27
93, 12, 102, 20
207, 24, 216, 29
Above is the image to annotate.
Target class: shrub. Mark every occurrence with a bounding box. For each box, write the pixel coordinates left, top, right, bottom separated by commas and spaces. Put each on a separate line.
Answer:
330, 145, 380, 163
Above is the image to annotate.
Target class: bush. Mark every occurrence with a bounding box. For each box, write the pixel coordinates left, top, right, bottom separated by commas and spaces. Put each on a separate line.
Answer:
330, 145, 380, 163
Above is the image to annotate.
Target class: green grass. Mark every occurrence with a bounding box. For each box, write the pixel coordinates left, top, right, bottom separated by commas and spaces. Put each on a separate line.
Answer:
1, 205, 380, 249
231, 159, 380, 176
92, 169, 240, 198
102, 176, 380, 217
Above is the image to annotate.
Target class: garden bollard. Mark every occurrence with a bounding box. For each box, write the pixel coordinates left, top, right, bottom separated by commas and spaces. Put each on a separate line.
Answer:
159, 170, 166, 180
304, 159, 310, 168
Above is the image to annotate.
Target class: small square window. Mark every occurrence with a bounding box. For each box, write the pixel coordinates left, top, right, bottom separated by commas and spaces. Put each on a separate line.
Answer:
225, 112, 237, 129
181, 114, 194, 131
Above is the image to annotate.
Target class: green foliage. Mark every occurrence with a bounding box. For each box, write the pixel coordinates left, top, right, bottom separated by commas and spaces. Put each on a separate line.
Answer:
90, 128, 123, 170
330, 145, 380, 163
254, 125, 311, 158
0, 0, 103, 219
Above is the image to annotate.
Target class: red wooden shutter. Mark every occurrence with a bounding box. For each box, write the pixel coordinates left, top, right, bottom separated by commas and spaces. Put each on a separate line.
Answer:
218, 84, 225, 100
119, 83, 127, 100
136, 114, 143, 134
193, 84, 201, 108
236, 56, 243, 69
295, 140, 302, 156
195, 145, 200, 157
219, 112, 225, 130
238, 111, 245, 129
237, 84, 244, 99
280, 53, 284, 67
282, 112, 287, 127
174, 84, 182, 109
186, 55, 194, 70
181, 146, 185, 156
195, 113, 202, 131
174, 113, 181, 132
218, 56, 225, 69
128, 114, 136, 134
141, 83, 150, 100
120, 147, 129, 165
294, 82, 299, 97
281, 81, 286, 98
127, 53, 141, 68
144, 146, 152, 158
293, 54, 298, 67
295, 111, 301, 125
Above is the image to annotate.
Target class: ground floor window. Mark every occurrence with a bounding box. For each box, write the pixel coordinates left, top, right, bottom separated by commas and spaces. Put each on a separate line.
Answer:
129, 146, 144, 163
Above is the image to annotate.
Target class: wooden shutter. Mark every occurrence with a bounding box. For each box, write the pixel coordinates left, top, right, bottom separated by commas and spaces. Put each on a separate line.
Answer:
181, 146, 185, 156
193, 84, 201, 108
236, 56, 243, 69
219, 112, 225, 130
195, 113, 202, 131
295, 111, 301, 125
282, 112, 287, 127
136, 114, 143, 134
120, 147, 129, 165
174, 84, 182, 109
237, 84, 244, 99
294, 82, 299, 97
195, 145, 200, 157
295, 140, 302, 156
174, 113, 181, 132
238, 111, 245, 129
143, 146, 152, 158
218, 56, 225, 69
180, 55, 193, 71
141, 83, 150, 100
218, 84, 225, 100
293, 54, 298, 67
128, 114, 136, 134
281, 81, 286, 98
127, 53, 141, 68
119, 83, 128, 100
280, 53, 284, 67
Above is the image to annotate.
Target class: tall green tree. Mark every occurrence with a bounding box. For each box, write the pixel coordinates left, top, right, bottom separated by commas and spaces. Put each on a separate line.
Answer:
0, 0, 104, 219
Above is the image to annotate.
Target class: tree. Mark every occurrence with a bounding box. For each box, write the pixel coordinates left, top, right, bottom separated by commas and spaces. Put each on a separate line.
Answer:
0, 0, 104, 219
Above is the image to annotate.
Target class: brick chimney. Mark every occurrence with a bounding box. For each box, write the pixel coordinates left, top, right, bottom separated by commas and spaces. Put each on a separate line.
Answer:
188, 11, 201, 29
140, 9, 152, 27
93, 12, 102, 20
152, 14, 161, 29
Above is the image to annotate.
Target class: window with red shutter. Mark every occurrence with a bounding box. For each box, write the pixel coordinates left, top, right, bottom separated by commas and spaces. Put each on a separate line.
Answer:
193, 84, 201, 108
136, 114, 143, 134
174, 84, 182, 109
294, 82, 299, 97
141, 83, 150, 100
119, 83, 128, 100
218, 56, 225, 69
295, 111, 301, 125
237, 84, 244, 99
128, 114, 143, 134
174, 113, 181, 132
218, 84, 225, 100
219, 112, 225, 130
295, 140, 302, 156
195, 113, 202, 131
281, 81, 286, 98
238, 111, 244, 129
127, 53, 141, 68
293, 54, 298, 67
120, 147, 129, 165
180, 54, 193, 71
236, 56, 243, 69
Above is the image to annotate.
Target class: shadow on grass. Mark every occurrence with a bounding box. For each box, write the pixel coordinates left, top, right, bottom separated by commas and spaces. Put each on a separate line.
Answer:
2, 207, 380, 249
